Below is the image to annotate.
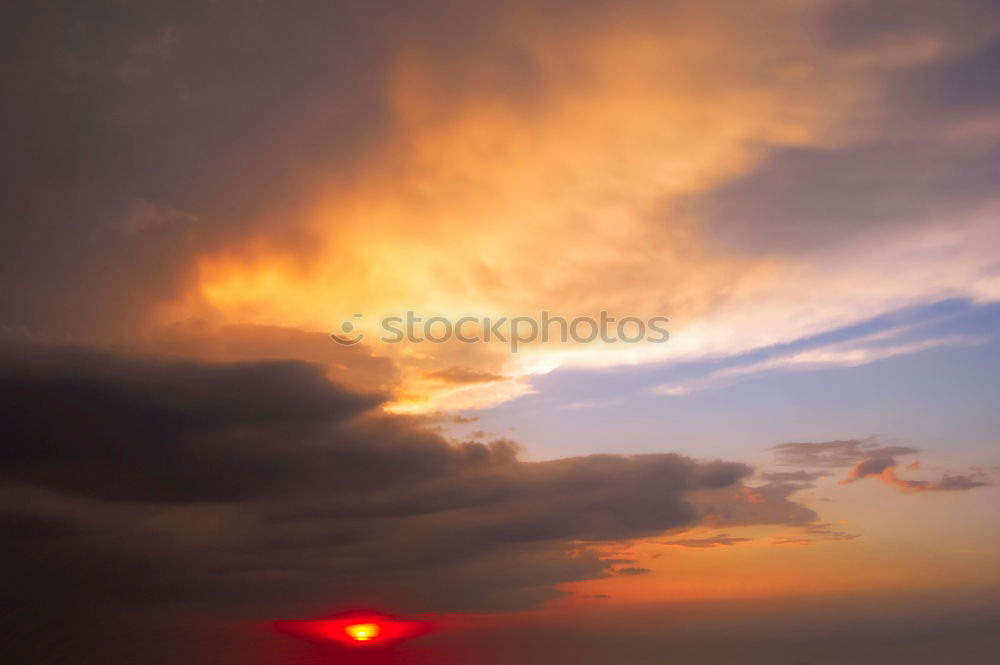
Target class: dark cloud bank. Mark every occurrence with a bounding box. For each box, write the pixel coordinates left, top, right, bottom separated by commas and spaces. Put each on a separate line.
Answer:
1, 341, 816, 663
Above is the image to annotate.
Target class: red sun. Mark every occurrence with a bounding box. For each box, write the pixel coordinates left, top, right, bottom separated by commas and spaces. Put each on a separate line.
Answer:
275, 611, 432, 648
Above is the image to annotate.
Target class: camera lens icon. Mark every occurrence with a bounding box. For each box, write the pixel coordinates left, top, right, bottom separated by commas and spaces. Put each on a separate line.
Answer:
330, 314, 364, 345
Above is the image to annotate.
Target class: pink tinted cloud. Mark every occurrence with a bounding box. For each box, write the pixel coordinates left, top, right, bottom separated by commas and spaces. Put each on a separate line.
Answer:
840, 457, 989, 493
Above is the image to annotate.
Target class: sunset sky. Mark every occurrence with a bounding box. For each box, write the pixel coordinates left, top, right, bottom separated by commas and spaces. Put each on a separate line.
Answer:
3, 1, 999, 664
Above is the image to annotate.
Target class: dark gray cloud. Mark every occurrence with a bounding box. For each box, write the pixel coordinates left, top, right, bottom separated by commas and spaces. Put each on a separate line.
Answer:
1, 341, 383, 501
2, 0, 393, 337
0, 341, 820, 665
144, 321, 402, 393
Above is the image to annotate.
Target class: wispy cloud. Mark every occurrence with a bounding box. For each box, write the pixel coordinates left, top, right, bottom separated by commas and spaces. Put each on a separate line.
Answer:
659, 534, 753, 549
616, 567, 653, 576
653, 329, 985, 396
771, 438, 918, 468
759, 470, 830, 483
803, 523, 860, 541
557, 397, 626, 411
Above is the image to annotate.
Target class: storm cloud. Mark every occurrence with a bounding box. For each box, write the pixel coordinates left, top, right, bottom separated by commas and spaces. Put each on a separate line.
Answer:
0, 342, 818, 632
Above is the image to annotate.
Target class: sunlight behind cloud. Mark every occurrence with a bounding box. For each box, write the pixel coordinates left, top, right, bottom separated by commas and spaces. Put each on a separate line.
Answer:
170, 1, 1000, 411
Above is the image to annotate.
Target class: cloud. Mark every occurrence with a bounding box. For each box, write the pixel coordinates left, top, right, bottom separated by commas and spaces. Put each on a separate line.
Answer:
558, 397, 626, 411
841, 457, 989, 493
771, 439, 919, 468
659, 534, 753, 549
3, 2, 999, 662
689, 480, 819, 530
616, 567, 652, 576
1, 343, 382, 502
4, 0, 1000, 415
653, 329, 985, 396
842, 457, 899, 481
141, 320, 402, 395
930, 474, 992, 491
118, 198, 198, 235
425, 367, 508, 384
0, 342, 817, 625
759, 471, 830, 483
803, 523, 861, 541
770, 439, 990, 494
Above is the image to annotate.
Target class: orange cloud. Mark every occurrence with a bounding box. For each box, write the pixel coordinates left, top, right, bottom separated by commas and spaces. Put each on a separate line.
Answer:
150, 1, 1000, 412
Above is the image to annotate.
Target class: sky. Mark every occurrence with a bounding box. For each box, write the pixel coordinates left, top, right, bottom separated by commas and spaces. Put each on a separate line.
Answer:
2, 1, 999, 664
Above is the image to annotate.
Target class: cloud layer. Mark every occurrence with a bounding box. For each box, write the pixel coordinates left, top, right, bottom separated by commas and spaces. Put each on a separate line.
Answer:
4, 0, 999, 411
1, 342, 820, 651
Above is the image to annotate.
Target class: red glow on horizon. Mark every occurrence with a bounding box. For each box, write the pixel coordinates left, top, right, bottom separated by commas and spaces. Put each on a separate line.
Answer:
274, 611, 432, 649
